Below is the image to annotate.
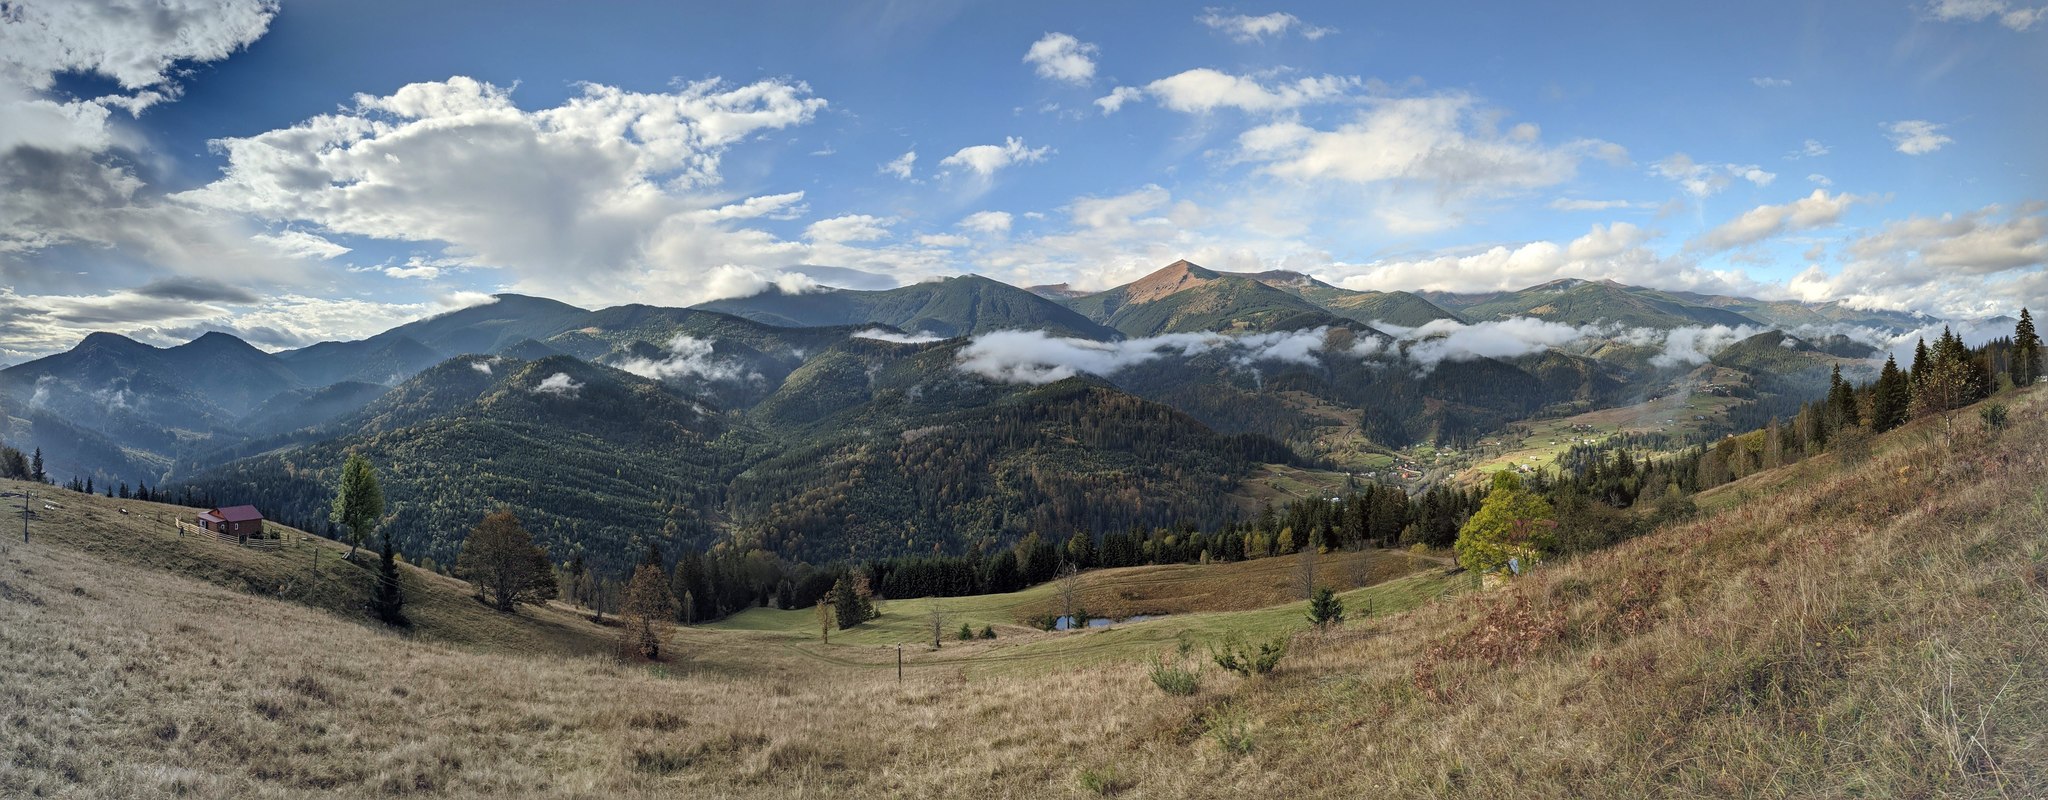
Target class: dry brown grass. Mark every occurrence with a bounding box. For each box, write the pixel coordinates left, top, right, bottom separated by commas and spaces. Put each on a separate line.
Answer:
3, 388, 2045, 797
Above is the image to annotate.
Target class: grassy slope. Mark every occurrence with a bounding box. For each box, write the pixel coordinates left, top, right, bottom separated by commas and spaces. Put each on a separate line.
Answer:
4, 386, 2045, 797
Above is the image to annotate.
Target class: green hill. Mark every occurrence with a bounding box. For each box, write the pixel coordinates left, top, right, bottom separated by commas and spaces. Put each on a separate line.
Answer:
696, 274, 1120, 340
1431, 278, 1762, 329
1242, 270, 1462, 327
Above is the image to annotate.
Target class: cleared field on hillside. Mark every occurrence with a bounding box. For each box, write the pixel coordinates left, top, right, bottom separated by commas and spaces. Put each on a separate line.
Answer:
4, 385, 2043, 798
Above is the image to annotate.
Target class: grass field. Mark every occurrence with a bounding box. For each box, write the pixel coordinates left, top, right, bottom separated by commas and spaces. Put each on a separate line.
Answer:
1450, 382, 1746, 483
3, 385, 2043, 797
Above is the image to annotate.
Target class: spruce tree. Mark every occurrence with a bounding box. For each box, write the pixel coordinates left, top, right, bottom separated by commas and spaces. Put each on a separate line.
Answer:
1871, 355, 1911, 433
371, 529, 408, 625
1910, 337, 1930, 387
29, 448, 44, 484
2013, 308, 2041, 387
1307, 586, 1345, 629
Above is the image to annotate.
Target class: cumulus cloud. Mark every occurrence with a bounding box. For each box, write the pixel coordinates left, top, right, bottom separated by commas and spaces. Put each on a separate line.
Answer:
1110, 68, 1357, 114
1327, 222, 1754, 298
1197, 10, 1334, 41
1786, 203, 2047, 318
880, 149, 917, 180
532, 372, 584, 397
958, 210, 1014, 234
1652, 153, 1776, 197
939, 137, 1051, 177
853, 328, 945, 344
805, 214, 895, 243
616, 335, 758, 383
1688, 189, 1868, 253
1925, 0, 2044, 30
1023, 33, 1098, 84
1238, 93, 1623, 199
251, 230, 350, 260
955, 328, 1330, 384
1885, 120, 1953, 155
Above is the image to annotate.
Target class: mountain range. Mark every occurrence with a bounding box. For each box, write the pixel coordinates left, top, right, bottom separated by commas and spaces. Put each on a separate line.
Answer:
0, 260, 1937, 571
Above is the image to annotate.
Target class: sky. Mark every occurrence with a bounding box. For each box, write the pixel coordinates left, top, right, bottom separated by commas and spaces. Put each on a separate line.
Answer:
0, 0, 2043, 360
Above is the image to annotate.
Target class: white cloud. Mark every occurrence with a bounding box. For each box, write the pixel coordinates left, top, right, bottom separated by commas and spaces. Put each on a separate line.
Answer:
1885, 120, 1953, 155
1649, 325, 1765, 368
1925, 0, 2045, 30
1790, 139, 1830, 159
853, 328, 945, 344
880, 149, 917, 180
1688, 190, 1868, 253
532, 372, 584, 397
616, 334, 758, 383
1328, 222, 1759, 298
805, 214, 895, 243
1094, 86, 1145, 114
918, 234, 971, 248
1652, 153, 1777, 197
251, 230, 350, 260
958, 210, 1014, 234
1023, 33, 1098, 84
382, 264, 442, 280
470, 359, 495, 376
1130, 68, 1357, 114
1383, 317, 1600, 368
939, 137, 1051, 178
1196, 10, 1334, 42
1239, 93, 1621, 199
696, 192, 807, 221
1808, 173, 1833, 187
1751, 77, 1792, 88
1787, 203, 2047, 318
1549, 198, 1654, 212
0, 0, 278, 96
955, 327, 1330, 384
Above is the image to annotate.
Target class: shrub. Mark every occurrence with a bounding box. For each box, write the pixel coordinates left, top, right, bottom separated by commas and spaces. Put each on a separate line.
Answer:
957, 623, 974, 641
1211, 633, 1288, 676
1981, 403, 2010, 433
1077, 765, 1134, 795
978, 625, 996, 639
1206, 703, 1254, 755
1147, 652, 1201, 696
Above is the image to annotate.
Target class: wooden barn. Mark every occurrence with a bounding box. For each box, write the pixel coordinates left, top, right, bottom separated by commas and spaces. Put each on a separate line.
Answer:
196, 505, 265, 538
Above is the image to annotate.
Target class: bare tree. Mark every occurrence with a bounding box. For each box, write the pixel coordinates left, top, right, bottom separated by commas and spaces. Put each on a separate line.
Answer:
928, 603, 948, 649
816, 599, 832, 644
1296, 546, 1318, 600
1054, 563, 1083, 629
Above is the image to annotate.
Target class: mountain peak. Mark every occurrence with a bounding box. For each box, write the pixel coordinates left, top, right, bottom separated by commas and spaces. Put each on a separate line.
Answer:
1127, 260, 1221, 302
176, 331, 261, 353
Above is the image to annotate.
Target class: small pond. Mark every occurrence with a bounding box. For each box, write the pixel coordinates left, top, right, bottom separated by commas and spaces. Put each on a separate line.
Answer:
1053, 614, 1164, 631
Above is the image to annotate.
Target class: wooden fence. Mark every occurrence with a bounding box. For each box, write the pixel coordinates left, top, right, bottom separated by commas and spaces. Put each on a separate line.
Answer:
177, 520, 283, 551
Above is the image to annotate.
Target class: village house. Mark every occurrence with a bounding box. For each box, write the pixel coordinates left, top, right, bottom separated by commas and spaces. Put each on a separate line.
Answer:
196, 505, 265, 540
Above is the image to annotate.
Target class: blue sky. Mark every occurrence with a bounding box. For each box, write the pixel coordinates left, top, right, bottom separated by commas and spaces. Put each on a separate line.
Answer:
0, 0, 2043, 358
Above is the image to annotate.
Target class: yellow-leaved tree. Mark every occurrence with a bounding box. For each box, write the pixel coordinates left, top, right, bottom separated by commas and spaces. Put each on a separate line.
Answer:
1454, 471, 1557, 577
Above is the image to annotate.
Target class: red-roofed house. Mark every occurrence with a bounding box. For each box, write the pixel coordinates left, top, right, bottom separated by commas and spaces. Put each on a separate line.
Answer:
197, 505, 265, 540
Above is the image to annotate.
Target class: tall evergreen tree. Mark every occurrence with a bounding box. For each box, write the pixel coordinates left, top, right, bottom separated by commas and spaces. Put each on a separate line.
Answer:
1870, 355, 1911, 433
1910, 337, 1930, 387
1826, 365, 1860, 430
2013, 308, 2041, 387
29, 448, 44, 484
371, 527, 408, 625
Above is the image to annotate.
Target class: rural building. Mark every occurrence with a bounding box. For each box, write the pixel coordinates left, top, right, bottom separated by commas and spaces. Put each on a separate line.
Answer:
196, 505, 265, 538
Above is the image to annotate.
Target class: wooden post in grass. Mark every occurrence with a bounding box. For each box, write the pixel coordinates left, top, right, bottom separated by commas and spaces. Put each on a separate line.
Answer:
897, 644, 903, 682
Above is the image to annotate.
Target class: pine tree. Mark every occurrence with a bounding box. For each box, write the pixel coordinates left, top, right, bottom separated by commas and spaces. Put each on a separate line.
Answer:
1871, 355, 1911, 433
1826, 365, 1860, 430
2013, 308, 2041, 387
29, 448, 44, 484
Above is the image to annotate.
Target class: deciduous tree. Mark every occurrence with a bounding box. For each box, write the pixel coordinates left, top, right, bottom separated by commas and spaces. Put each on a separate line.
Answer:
1454, 471, 1556, 576
455, 509, 558, 612
329, 453, 384, 561
621, 564, 676, 660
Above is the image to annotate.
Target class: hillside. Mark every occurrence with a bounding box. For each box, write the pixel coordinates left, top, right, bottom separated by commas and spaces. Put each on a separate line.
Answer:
695, 274, 1119, 341
4, 387, 2041, 798
1429, 278, 1761, 329
1243, 270, 1463, 327
1062, 261, 1356, 337
179, 355, 749, 575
